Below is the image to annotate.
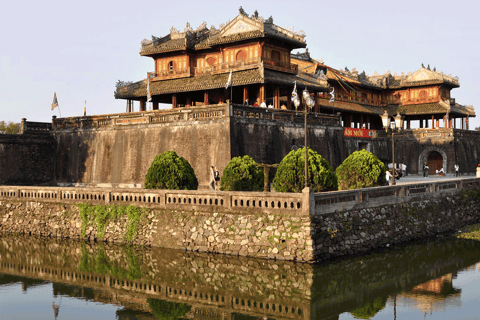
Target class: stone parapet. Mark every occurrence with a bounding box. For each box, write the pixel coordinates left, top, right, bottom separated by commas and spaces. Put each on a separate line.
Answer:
1, 178, 480, 262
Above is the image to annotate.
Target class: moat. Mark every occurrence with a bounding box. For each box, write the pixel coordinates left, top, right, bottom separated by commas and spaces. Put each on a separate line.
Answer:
2, 233, 480, 320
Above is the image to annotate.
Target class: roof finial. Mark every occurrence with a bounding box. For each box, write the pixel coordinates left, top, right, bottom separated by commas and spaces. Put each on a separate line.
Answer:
239, 6, 248, 16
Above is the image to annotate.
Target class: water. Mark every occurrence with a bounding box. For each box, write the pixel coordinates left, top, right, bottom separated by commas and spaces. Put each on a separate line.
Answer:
1, 234, 480, 319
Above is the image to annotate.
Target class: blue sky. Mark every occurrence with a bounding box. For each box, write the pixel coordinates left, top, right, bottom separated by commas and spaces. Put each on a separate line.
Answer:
1, 0, 479, 128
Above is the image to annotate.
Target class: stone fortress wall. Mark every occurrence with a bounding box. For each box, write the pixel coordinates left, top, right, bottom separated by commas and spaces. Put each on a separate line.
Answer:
2, 104, 480, 189
2, 177, 480, 263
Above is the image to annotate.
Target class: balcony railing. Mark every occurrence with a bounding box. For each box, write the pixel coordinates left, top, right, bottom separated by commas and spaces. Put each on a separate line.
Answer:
148, 67, 192, 81
150, 57, 299, 81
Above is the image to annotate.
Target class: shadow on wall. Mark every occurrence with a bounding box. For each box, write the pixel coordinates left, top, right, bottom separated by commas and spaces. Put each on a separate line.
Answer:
0, 134, 56, 186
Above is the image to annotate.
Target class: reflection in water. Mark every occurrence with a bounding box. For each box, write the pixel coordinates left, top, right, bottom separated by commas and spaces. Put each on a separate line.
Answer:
1, 234, 480, 319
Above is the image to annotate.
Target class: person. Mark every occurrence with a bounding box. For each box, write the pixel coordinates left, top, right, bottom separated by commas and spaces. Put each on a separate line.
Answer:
268, 103, 273, 108
253, 100, 259, 107
209, 166, 216, 190
243, 98, 249, 106
401, 163, 407, 177
439, 167, 445, 176
260, 100, 267, 108
455, 164, 459, 177
386, 170, 392, 186
423, 163, 429, 177
281, 104, 287, 110
214, 167, 220, 190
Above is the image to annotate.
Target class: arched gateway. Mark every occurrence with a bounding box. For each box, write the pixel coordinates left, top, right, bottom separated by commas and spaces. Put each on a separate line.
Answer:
418, 147, 448, 175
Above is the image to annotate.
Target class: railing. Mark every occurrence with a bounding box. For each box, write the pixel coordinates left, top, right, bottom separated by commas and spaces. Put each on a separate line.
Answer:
231, 104, 341, 127
313, 177, 480, 215
2, 177, 478, 217
53, 104, 229, 130
195, 57, 261, 75
148, 67, 192, 80
0, 186, 305, 216
21, 121, 52, 134
150, 57, 298, 80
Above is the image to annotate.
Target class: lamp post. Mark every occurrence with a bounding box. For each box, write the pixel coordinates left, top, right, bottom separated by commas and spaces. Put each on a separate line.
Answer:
381, 111, 404, 185
291, 88, 315, 187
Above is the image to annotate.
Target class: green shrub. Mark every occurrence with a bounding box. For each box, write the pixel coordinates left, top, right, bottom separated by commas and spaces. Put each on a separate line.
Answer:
351, 297, 387, 319
336, 149, 386, 190
145, 151, 198, 190
221, 155, 264, 191
272, 147, 337, 193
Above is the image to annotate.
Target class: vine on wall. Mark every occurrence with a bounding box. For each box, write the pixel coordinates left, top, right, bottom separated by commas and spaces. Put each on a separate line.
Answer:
76, 204, 148, 243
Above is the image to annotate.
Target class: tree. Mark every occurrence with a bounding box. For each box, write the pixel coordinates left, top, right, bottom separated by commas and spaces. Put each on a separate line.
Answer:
0, 121, 21, 134
272, 147, 337, 193
336, 149, 386, 190
220, 155, 264, 191
144, 151, 198, 190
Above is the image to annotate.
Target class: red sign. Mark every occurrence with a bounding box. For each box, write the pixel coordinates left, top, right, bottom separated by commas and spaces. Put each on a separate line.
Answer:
344, 128, 377, 138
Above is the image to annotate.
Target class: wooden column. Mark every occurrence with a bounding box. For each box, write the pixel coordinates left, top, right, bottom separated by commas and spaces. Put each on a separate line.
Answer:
204, 91, 209, 105
243, 87, 248, 104
314, 92, 319, 113
274, 87, 280, 109
449, 118, 453, 128
287, 96, 292, 110
407, 119, 410, 129
432, 115, 435, 128
152, 101, 159, 110
436, 118, 440, 128
360, 115, 364, 128
128, 100, 133, 112
172, 94, 177, 108
349, 114, 353, 128
462, 118, 465, 130
260, 84, 265, 105
366, 116, 370, 129
186, 97, 191, 108
140, 98, 146, 111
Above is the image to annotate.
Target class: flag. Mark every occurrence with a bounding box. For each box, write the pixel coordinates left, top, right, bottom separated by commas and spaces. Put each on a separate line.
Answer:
225, 69, 233, 89
291, 81, 297, 102
147, 78, 152, 102
51, 92, 58, 110
83, 100, 86, 116
329, 87, 335, 103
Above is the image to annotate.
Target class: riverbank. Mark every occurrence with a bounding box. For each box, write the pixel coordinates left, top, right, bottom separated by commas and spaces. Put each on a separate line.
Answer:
2, 179, 480, 263
457, 223, 480, 240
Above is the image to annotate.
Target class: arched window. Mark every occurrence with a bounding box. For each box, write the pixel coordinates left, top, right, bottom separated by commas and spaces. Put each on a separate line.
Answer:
236, 50, 247, 61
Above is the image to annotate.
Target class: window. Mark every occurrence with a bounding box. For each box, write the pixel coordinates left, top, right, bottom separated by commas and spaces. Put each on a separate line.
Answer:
271, 50, 280, 61
236, 50, 247, 61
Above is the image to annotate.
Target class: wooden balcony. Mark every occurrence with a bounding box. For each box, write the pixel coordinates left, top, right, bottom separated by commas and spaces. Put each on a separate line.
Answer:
149, 57, 298, 81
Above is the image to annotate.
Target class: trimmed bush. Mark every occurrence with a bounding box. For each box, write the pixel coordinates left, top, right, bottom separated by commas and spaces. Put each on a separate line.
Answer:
221, 155, 264, 191
336, 149, 386, 190
273, 147, 337, 193
144, 151, 198, 190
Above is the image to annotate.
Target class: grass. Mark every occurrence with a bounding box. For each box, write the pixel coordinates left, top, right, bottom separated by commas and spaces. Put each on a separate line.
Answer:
457, 223, 480, 240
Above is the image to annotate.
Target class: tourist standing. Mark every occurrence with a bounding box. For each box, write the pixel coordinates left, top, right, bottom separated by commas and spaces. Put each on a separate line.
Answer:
214, 167, 220, 190
455, 164, 459, 177
260, 100, 267, 108
209, 166, 216, 190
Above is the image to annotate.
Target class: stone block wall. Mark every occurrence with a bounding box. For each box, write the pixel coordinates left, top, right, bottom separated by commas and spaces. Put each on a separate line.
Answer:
0, 134, 56, 185
2, 179, 480, 263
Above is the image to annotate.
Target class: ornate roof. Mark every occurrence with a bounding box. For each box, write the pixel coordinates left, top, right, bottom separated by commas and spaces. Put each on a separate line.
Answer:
316, 98, 475, 117
115, 67, 328, 99
140, 10, 306, 56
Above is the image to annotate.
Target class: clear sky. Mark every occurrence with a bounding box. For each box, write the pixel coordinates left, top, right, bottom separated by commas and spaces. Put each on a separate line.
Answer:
1, 0, 479, 128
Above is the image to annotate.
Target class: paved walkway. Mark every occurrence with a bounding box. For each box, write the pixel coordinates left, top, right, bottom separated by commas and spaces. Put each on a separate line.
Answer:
393, 174, 476, 185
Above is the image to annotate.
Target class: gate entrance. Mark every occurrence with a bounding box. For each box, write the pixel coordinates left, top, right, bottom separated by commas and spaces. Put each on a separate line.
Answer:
427, 151, 443, 174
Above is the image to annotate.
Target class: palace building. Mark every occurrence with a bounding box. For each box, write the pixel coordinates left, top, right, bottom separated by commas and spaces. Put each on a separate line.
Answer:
1, 8, 478, 188
115, 9, 329, 111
